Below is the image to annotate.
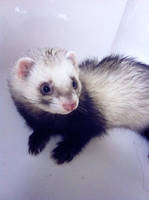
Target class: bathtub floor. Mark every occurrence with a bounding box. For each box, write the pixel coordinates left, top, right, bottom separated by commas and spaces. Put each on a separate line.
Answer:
1, 1, 149, 200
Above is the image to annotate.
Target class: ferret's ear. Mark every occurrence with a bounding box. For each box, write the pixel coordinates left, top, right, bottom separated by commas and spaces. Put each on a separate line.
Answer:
16, 57, 35, 79
66, 51, 78, 70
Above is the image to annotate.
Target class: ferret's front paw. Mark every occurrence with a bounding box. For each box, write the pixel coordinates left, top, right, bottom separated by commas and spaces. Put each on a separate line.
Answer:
52, 141, 77, 164
28, 133, 46, 155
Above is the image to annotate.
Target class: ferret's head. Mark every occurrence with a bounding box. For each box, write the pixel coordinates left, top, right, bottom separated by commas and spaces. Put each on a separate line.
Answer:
10, 48, 82, 115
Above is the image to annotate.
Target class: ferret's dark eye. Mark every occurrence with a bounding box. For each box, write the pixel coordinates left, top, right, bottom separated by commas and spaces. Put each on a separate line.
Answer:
40, 83, 52, 95
72, 78, 78, 90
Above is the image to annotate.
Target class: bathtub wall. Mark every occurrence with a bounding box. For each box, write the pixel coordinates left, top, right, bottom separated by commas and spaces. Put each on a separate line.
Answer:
1, 1, 149, 200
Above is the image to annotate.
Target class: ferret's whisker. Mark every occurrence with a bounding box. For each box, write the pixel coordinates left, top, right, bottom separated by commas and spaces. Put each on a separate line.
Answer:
77, 105, 88, 114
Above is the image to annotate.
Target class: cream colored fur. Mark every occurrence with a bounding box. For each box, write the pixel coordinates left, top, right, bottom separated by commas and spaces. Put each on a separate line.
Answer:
80, 60, 149, 131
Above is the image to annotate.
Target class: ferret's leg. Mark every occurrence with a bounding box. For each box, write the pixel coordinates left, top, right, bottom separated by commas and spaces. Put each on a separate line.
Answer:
141, 127, 149, 141
52, 136, 90, 164
28, 130, 50, 155
51, 130, 101, 164
141, 127, 149, 158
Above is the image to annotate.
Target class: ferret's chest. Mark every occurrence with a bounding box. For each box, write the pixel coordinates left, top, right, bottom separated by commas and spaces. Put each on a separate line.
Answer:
36, 111, 90, 134
49, 112, 101, 136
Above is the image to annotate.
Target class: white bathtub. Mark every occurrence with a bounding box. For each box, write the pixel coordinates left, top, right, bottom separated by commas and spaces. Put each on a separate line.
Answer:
1, 0, 149, 199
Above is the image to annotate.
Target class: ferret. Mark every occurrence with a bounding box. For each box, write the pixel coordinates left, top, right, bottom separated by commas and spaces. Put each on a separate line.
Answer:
9, 48, 149, 164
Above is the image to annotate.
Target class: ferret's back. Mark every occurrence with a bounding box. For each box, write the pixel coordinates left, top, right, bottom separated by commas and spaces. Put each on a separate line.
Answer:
79, 55, 149, 131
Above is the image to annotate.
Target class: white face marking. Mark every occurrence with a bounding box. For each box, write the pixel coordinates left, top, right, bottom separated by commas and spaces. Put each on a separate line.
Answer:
11, 52, 82, 115
44, 95, 79, 114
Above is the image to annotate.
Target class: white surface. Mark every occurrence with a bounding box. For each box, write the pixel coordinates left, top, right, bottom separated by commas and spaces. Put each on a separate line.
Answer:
111, 0, 149, 63
1, 0, 149, 200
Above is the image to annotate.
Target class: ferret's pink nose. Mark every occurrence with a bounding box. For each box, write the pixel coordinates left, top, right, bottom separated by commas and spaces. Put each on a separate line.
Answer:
63, 102, 77, 111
